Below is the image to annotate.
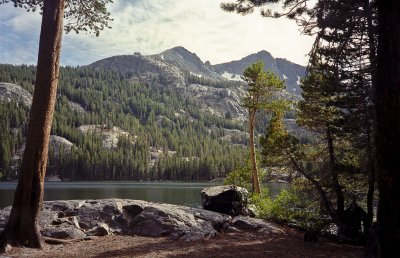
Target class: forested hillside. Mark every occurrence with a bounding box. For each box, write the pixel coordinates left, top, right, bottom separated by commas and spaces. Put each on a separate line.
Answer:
0, 64, 247, 181
0, 46, 309, 182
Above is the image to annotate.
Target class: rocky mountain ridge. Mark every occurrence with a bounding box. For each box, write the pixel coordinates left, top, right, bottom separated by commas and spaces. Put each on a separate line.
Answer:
213, 50, 305, 94
88, 46, 305, 122
89, 46, 305, 94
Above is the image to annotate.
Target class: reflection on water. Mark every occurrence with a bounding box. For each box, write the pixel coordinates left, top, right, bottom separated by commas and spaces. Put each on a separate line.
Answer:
0, 181, 288, 209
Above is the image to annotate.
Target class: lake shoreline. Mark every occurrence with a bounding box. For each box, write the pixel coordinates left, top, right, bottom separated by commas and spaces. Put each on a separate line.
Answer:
0, 181, 290, 209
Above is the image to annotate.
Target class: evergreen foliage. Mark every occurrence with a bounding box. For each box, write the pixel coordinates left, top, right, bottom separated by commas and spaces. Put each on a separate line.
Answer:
0, 64, 247, 181
242, 60, 285, 193
222, 0, 379, 245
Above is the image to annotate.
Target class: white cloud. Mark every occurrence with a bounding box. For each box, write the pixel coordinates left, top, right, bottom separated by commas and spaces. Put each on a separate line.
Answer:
0, 0, 315, 66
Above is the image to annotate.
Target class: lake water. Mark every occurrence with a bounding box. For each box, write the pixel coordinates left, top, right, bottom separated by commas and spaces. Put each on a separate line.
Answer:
0, 181, 288, 209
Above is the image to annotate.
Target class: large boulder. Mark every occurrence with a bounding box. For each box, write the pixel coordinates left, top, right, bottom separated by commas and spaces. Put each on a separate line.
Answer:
201, 185, 252, 216
232, 216, 284, 233
122, 204, 228, 240
0, 199, 232, 241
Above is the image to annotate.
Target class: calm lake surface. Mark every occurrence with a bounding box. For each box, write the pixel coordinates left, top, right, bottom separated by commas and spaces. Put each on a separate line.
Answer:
0, 181, 287, 209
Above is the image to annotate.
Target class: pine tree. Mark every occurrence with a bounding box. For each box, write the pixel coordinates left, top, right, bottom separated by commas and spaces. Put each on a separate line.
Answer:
242, 60, 285, 193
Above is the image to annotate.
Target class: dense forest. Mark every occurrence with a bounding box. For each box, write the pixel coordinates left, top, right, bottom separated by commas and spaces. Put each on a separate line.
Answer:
0, 64, 248, 181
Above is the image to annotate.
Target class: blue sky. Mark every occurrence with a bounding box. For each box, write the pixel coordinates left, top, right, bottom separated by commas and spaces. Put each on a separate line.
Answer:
0, 0, 315, 66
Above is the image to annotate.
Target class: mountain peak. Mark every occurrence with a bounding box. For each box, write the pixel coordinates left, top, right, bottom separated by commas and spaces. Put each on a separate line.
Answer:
250, 50, 274, 60
169, 46, 190, 53
255, 50, 271, 56
158, 46, 221, 80
163, 46, 196, 58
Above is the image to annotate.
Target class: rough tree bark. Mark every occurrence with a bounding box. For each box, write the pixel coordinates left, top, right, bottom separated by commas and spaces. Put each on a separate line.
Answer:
375, 0, 400, 256
0, 0, 65, 250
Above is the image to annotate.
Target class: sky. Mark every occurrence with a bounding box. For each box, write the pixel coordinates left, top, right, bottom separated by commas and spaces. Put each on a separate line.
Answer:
0, 0, 315, 66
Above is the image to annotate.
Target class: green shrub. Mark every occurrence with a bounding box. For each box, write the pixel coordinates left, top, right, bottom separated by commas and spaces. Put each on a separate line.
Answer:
224, 154, 266, 192
250, 185, 325, 231
251, 189, 301, 222
224, 164, 252, 190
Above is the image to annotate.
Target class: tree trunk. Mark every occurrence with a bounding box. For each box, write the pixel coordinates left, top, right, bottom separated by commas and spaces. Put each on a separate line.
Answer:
375, 1, 400, 257
0, 0, 64, 251
326, 127, 344, 217
364, 0, 377, 237
365, 124, 375, 234
248, 110, 260, 194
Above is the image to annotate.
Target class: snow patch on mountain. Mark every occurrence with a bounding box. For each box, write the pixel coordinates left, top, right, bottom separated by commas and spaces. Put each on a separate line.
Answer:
221, 71, 243, 82
297, 75, 302, 86
190, 72, 203, 78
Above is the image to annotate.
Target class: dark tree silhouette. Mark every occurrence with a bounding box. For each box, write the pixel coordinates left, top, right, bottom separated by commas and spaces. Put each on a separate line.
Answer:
221, 0, 400, 255
375, 0, 400, 256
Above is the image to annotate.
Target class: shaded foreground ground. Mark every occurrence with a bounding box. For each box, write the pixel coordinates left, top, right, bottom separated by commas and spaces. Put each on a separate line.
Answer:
6, 230, 363, 257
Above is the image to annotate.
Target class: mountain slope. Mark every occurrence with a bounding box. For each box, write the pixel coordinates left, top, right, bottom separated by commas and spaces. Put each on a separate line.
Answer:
0, 64, 247, 182
89, 48, 247, 122
213, 50, 305, 94
88, 53, 186, 86
88, 47, 305, 122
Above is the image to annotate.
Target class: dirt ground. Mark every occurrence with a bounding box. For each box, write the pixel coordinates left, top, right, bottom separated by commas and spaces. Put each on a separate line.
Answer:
4, 229, 364, 258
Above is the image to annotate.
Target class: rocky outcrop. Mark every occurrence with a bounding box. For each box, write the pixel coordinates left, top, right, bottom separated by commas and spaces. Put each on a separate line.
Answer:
11, 135, 75, 172
49, 135, 74, 155
201, 185, 252, 216
0, 82, 86, 111
67, 100, 85, 113
77, 125, 134, 149
0, 82, 32, 106
232, 216, 283, 233
185, 83, 247, 121
0, 199, 284, 241
0, 199, 230, 241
